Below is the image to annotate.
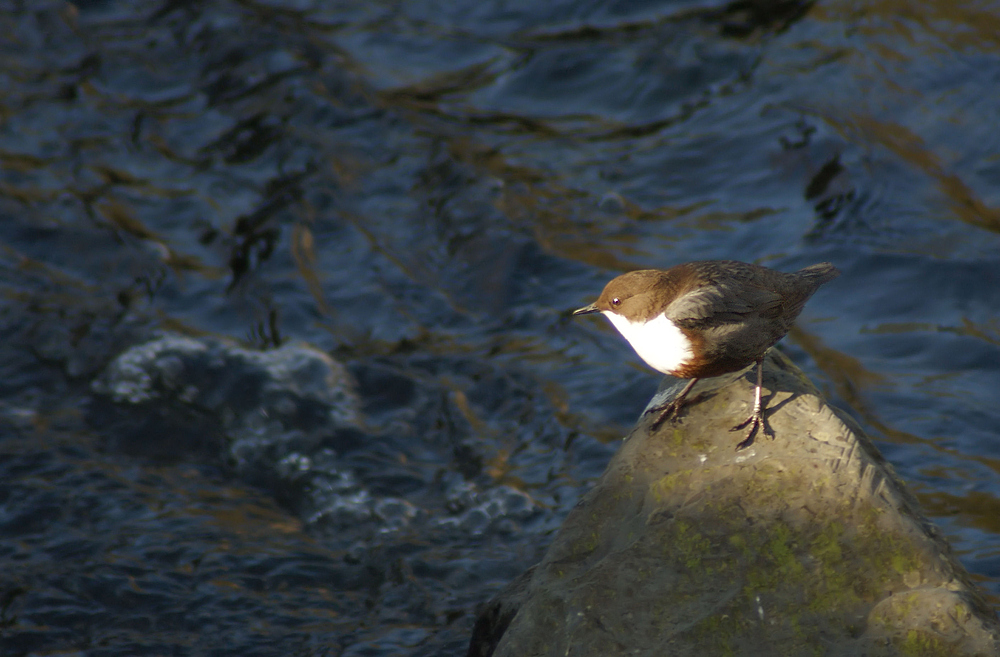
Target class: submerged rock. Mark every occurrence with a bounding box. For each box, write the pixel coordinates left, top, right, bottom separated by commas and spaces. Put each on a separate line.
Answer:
470, 350, 1000, 657
92, 333, 359, 428
90, 333, 390, 526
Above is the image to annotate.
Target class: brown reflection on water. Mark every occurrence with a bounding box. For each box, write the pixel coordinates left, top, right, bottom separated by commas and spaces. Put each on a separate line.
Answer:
291, 223, 332, 318
844, 114, 1000, 234
803, 0, 1000, 234
918, 488, 1000, 537
785, 324, 913, 439
865, 317, 1000, 348
817, 0, 1000, 55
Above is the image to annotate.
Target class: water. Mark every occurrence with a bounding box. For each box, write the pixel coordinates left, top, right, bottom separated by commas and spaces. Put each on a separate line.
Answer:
2, 0, 999, 654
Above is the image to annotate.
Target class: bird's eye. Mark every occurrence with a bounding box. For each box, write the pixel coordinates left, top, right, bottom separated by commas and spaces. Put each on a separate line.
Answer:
611, 297, 621, 306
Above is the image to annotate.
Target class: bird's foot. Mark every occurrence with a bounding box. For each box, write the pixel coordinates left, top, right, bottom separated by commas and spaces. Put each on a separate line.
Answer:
730, 409, 774, 450
647, 400, 683, 431
645, 378, 699, 432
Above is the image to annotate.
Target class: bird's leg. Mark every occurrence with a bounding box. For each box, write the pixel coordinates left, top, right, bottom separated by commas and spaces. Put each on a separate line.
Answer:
730, 356, 774, 450
648, 378, 699, 430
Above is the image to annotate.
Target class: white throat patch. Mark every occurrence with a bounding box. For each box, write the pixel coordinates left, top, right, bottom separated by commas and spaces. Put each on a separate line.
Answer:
602, 311, 693, 375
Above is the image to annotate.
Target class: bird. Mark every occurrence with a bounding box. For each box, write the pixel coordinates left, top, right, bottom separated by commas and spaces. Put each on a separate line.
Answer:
573, 260, 839, 449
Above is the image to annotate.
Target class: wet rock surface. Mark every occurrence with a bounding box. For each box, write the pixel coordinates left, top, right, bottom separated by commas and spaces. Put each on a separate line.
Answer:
89, 334, 368, 512
474, 351, 1000, 656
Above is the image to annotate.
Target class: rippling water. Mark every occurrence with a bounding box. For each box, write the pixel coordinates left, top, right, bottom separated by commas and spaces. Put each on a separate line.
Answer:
2, 0, 999, 654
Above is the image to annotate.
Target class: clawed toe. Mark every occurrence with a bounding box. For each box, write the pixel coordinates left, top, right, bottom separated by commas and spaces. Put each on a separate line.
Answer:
648, 401, 680, 430
727, 356, 774, 450
646, 378, 699, 431
730, 411, 773, 450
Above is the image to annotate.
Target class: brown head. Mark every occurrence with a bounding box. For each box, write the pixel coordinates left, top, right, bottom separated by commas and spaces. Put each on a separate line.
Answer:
572, 269, 693, 322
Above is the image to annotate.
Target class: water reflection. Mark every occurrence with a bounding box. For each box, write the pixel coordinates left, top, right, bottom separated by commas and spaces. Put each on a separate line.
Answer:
1, 0, 1000, 654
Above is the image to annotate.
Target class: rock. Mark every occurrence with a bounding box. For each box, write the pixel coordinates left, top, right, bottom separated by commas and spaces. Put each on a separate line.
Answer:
92, 333, 359, 429
89, 334, 383, 524
472, 350, 1000, 657
468, 566, 536, 657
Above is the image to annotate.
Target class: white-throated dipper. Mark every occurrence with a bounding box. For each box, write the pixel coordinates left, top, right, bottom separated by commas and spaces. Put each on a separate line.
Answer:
573, 260, 839, 449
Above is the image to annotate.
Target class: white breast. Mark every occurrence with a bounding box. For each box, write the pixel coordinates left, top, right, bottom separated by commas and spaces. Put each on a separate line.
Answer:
603, 311, 693, 375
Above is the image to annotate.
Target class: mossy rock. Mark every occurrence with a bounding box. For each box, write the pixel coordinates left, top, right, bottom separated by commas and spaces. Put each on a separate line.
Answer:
470, 351, 1000, 657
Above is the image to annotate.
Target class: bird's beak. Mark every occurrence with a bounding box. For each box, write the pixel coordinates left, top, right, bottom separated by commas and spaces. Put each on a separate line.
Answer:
572, 303, 600, 316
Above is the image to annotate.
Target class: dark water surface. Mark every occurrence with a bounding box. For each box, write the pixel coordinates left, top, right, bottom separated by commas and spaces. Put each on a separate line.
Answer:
2, 0, 1000, 654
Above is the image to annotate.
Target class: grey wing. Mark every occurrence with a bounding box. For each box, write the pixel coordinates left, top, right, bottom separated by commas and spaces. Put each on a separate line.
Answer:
667, 280, 782, 327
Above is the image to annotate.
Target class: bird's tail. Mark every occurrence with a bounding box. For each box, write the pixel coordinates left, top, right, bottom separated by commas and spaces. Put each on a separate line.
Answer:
796, 262, 840, 287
